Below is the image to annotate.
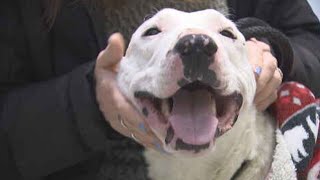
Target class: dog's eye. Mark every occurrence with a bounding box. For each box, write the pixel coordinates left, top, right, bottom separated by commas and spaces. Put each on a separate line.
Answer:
143, 27, 161, 36
220, 29, 237, 39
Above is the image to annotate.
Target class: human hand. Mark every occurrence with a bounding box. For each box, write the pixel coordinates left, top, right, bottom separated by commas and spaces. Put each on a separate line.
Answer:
246, 38, 283, 111
94, 33, 163, 151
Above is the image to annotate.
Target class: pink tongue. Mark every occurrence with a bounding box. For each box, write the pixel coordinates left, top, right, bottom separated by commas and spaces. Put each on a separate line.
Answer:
169, 89, 218, 145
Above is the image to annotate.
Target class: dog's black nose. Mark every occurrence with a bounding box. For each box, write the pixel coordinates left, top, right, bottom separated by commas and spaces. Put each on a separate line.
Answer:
174, 34, 218, 82
174, 34, 217, 57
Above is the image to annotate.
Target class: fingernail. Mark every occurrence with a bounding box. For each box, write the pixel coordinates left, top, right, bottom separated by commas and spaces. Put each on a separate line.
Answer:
254, 66, 262, 75
153, 141, 168, 154
138, 122, 147, 133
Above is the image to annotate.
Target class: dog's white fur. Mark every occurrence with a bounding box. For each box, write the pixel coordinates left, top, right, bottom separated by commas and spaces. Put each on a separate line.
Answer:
117, 8, 276, 180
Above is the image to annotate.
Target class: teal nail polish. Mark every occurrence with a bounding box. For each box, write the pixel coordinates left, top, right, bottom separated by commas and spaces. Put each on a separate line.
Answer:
153, 141, 168, 154
138, 123, 147, 133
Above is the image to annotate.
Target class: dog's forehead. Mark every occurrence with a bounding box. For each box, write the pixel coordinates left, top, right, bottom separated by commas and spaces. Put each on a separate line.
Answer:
152, 8, 231, 29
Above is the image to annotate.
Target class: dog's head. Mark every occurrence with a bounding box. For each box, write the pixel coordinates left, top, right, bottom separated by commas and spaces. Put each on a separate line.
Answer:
117, 8, 256, 155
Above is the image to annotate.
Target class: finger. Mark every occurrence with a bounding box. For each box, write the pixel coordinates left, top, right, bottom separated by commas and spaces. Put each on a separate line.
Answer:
255, 68, 282, 104
129, 129, 161, 148
115, 115, 162, 149
107, 115, 132, 139
99, 82, 141, 127
246, 40, 264, 66
110, 84, 160, 141
246, 41, 264, 79
96, 71, 161, 147
130, 125, 165, 152
108, 114, 155, 142
117, 116, 155, 141
112, 88, 146, 125
256, 91, 277, 111
256, 52, 278, 93
247, 39, 271, 76
251, 39, 271, 52
131, 132, 163, 151
96, 33, 125, 69
118, 114, 155, 138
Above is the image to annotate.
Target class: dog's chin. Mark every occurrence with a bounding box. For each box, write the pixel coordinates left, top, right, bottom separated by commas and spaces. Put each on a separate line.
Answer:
134, 81, 243, 155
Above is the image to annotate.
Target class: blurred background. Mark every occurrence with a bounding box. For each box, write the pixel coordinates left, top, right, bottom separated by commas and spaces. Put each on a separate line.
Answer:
308, 0, 320, 20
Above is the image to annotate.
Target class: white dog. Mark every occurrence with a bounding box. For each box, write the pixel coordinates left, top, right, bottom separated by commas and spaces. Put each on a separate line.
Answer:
117, 8, 277, 180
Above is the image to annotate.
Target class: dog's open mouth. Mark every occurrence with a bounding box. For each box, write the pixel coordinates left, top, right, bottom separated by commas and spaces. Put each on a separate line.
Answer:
134, 81, 243, 154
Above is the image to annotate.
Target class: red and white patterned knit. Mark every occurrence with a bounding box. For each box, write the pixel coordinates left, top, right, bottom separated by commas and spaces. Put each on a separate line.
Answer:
272, 82, 320, 179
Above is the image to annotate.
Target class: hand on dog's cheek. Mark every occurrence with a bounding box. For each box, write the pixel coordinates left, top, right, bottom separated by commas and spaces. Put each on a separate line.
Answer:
95, 33, 163, 150
246, 38, 282, 111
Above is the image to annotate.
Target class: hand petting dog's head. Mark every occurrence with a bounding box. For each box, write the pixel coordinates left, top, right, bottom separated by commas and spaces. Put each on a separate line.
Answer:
118, 8, 256, 155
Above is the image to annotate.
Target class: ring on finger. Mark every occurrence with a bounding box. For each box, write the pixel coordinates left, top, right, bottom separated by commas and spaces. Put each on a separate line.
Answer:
131, 133, 139, 142
118, 115, 129, 130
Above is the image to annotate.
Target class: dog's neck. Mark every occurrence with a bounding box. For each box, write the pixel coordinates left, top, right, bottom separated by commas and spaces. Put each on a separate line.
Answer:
101, 0, 228, 42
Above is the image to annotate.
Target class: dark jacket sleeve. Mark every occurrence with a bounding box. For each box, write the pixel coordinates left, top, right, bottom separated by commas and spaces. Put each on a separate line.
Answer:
0, 1, 110, 179
269, 0, 320, 97
1, 63, 111, 179
229, 0, 320, 97
0, 53, 112, 178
